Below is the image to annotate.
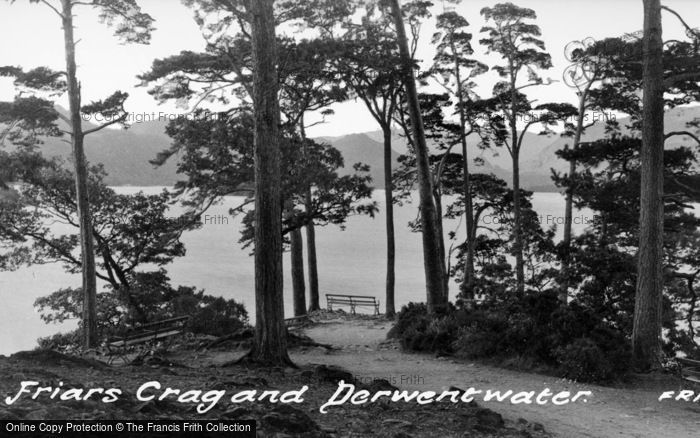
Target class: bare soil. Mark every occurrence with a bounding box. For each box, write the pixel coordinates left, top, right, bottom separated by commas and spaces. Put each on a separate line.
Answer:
1, 314, 697, 437
295, 315, 700, 438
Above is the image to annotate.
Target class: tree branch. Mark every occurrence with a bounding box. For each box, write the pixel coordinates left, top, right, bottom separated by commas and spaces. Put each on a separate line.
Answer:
665, 130, 700, 146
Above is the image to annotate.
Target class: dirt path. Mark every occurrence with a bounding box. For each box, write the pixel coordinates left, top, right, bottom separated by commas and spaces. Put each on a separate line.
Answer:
292, 317, 700, 438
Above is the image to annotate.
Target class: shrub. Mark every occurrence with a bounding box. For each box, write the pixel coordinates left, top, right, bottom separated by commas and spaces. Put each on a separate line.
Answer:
388, 302, 461, 353
34, 277, 249, 349
186, 296, 248, 337
37, 330, 82, 351
391, 292, 632, 383
452, 310, 510, 358
387, 302, 430, 340
552, 336, 630, 383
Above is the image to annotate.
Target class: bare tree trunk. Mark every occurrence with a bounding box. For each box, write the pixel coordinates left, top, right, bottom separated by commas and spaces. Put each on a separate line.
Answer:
389, 0, 447, 314
632, 0, 665, 371
511, 148, 525, 294
433, 190, 449, 302
563, 156, 575, 249
61, 0, 97, 349
383, 126, 396, 316
560, 155, 575, 303
451, 43, 476, 301
433, 190, 450, 305
561, 88, 590, 303
247, 0, 292, 366
461, 138, 476, 300
509, 71, 525, 294
305, 189, 320, 311
299, 119, 320, 312
290, 227, 307, 316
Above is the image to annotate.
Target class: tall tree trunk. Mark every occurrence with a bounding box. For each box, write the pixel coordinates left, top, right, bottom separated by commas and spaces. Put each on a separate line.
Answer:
632, 0, 665, 371
247, 0, 292, 366
290, 227, 307, 316
452, 50, 476, 300
560, 155, 575, 303
383, 126, 396, 317
305, 189, 320, 311
511, 148, 525, 294
61, 0, 97, 349
510, 75, 525, 294
562, 155, 575, 249
461, 135, 476, 300
561, 87, 590, 303
433, 190, 449, 302
389, 0, 447, 314
299, 119, 320, 312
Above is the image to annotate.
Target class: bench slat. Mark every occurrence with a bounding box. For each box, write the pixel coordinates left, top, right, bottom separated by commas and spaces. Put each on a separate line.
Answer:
109, 329, 183, 348
326, 294, 376, 300
678, 357, 700, 367
326, 294, 380, 315
105, 316, 189, 364
682, 375, 700, 384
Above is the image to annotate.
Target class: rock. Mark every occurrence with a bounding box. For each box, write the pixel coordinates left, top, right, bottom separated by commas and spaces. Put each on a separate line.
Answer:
222, 407, 252, 418
26, 406, 73, 420
222, 375, 268, 387
25, 409, 50, 421
531, 422, 545, 432
447, 385, 466, 396
262, 405, 324, 435
381, 419, 414, 428
362, 378, 399, 393
133, 399, 179, 415
10, 350, 108, 369
314, 364, 354, 384
472, 407, 504, 432
393, 433, 415, 438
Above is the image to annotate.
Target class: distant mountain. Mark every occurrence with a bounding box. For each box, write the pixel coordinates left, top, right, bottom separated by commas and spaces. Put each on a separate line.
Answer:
525, 105, 700, 175
32, 105, 699, 192
363, 128, 561, 191
318, 133, 400, 189
36, 112, 404, 188
37, 111, 179, 186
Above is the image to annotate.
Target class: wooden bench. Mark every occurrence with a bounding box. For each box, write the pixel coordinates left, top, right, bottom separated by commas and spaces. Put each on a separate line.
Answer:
326, 294, 380, 315
105, 315, 189, 364
285, 315, 310, 329
678, 357, 700, 384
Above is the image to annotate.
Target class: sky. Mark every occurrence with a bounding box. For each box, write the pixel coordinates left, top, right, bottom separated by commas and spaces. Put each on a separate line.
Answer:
0, 0, 698, 138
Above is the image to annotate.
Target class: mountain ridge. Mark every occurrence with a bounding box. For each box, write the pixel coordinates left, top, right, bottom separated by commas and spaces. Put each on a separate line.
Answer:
28, 105, 700, 191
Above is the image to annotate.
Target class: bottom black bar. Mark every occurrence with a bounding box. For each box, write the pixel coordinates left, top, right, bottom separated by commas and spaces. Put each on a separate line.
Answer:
0, 420, 256, 437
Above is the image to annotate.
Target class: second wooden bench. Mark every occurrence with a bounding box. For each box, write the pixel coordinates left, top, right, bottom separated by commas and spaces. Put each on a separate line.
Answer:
105, 315, 190, 364
326, 294, 380, 315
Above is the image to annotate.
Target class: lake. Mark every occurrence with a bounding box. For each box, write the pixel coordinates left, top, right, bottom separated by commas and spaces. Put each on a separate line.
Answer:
0, 189, 593, 356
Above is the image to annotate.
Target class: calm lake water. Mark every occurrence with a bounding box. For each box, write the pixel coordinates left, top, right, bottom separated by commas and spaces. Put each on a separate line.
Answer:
0, 189, 594, 355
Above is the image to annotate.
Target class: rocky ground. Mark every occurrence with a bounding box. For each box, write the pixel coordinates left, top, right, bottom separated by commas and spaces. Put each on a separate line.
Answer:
0, 313, 550, 438
4, 311, 696, 437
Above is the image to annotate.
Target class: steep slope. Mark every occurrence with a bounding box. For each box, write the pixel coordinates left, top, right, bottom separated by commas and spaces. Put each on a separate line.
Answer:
318, 133, 400, 189
526, 106, 700, 174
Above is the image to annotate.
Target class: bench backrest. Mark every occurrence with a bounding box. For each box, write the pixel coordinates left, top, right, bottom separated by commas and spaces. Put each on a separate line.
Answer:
108, 315, 189, 346
327, 294, 377, 300
285, 315, 309, 327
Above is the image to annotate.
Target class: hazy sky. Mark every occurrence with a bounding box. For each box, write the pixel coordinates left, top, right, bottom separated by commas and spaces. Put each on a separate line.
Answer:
0, 0, 698, 137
